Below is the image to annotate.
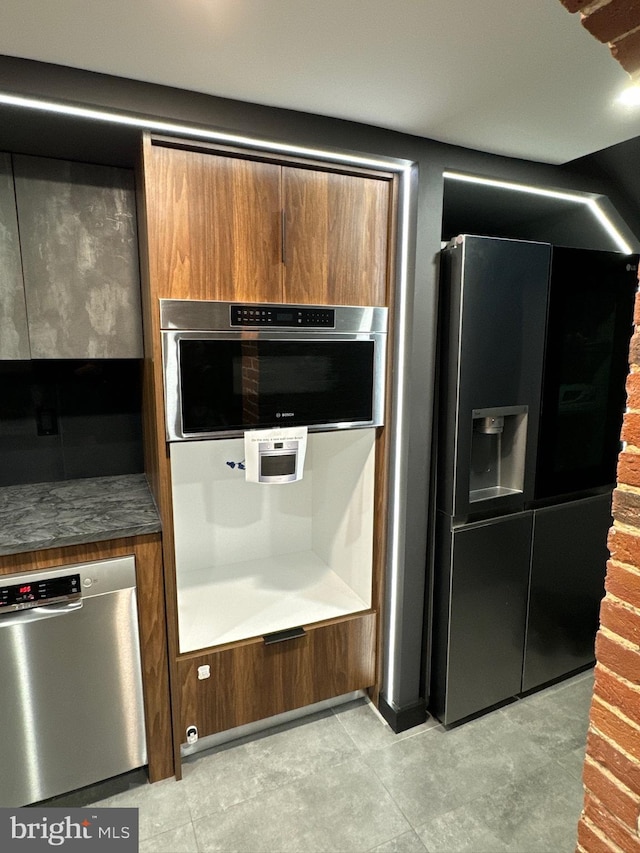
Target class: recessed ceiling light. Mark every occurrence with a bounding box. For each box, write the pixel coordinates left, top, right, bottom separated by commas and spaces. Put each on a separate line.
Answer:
616, 84, 640, 106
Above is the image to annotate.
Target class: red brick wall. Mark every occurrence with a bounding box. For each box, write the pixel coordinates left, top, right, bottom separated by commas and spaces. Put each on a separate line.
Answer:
575, 289, 640, 852
560, 1, 640, 78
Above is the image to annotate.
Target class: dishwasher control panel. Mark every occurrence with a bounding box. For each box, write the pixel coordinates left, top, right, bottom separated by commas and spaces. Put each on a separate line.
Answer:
0, 573, 81, 613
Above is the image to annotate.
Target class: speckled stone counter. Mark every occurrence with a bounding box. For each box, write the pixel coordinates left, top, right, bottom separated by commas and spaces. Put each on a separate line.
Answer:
0, 473, 162, 556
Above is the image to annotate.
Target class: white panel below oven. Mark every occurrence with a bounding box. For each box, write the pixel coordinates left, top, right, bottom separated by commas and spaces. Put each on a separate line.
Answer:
170, 430, 375, 653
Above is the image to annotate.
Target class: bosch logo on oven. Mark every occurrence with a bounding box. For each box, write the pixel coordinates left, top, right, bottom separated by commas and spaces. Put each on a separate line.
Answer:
276, 412, 295, 418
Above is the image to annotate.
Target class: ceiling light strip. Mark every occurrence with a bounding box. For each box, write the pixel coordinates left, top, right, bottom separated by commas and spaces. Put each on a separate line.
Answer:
443, 170, 634, 255
0, 92, 402, 173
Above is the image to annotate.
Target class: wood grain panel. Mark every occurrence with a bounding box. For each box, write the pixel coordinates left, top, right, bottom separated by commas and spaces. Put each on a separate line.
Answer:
283, 167, 391, 306
125, 536, 175, 783
0, 153, 29, 359
0, 534, 175, 782
177, 612, 376, 741
138, 135, 184, 777
144, 144, 283, 302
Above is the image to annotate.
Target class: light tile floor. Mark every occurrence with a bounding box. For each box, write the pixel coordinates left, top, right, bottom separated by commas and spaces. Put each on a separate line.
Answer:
48, 669, 593, 852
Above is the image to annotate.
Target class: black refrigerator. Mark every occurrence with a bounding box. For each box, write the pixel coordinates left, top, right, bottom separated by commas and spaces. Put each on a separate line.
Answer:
429, 235, 637, 726
522, 245, 637, 692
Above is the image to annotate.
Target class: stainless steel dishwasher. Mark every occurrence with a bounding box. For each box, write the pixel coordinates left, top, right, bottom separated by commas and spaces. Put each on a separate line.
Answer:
0, 556, 147, 807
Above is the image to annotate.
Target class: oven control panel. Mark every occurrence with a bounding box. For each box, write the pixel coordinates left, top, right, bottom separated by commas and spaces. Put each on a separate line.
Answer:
231, 305, 335, 328
0, 573, 81, 613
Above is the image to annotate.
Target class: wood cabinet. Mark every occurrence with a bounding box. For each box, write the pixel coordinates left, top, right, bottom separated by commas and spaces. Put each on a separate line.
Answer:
0, 154, 143, 360
141, 144, 281, 303
141, 137, 393, 306
178, 612, 376, 740
282, 166, 390, 305
137, 133, 396, 773
0, 153, 29, 360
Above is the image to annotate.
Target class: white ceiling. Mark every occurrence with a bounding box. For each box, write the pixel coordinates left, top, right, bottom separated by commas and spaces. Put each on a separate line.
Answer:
1, 0, 640, 165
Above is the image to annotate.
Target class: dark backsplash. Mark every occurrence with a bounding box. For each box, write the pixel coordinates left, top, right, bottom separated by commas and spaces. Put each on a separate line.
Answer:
0, 360, 144, 486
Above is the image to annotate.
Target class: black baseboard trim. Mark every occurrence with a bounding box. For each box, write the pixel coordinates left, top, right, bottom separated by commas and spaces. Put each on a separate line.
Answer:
377, 695, 428, 733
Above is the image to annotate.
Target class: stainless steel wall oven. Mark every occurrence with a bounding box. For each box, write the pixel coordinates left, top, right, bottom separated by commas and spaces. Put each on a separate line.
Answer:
160, 300, 388, 441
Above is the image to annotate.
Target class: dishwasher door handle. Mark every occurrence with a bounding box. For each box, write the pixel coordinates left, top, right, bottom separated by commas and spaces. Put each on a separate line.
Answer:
0, 600, 84, 628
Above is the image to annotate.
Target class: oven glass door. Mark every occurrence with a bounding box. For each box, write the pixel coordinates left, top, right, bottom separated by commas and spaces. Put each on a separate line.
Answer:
173, 337, 379, 437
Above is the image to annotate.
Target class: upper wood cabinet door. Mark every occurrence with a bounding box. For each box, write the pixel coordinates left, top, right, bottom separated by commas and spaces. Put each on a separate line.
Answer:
0, 153, 29, 360
282, 167, 391, 306
144, 145, 282, 303
13, 155, 142, 359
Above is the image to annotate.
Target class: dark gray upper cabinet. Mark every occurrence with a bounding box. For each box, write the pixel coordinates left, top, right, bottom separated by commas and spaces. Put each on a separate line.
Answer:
0, 153, 30, 359
13, 155, 142, 359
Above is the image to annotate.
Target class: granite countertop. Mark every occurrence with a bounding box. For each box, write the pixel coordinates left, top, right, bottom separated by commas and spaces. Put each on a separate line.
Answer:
0, 473, 162, 557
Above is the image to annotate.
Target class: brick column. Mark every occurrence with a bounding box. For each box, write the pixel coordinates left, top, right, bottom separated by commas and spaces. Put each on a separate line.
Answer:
576, 289, 640, 852
560, 1, 640, 79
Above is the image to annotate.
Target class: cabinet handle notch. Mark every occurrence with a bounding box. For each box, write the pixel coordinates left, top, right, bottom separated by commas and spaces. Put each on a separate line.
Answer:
281, 208, 286, 265
263, 626, 306, 645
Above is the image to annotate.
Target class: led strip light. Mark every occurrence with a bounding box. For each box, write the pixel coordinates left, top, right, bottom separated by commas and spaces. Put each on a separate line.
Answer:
443, 170, 635, 255
0, 92, 405, 173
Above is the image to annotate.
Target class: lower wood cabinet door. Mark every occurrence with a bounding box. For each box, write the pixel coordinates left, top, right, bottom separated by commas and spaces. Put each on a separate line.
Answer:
177, 611, 376, 743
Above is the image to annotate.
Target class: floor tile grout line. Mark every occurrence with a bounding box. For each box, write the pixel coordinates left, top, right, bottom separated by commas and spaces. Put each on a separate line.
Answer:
407, 755, 582, 853
362, 741, 430, 835
330, 696, 448, 759
178, 709, 365, 823
362, 827, 430, 853
187, 751, 416, 853
362, 700, 589, 845
330, 697, 372, 754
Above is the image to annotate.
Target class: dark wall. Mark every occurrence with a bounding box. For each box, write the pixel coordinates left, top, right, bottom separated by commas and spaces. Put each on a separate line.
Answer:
0, 54, 636, 719
568, 137, 640, 242
0, 360, 143, 486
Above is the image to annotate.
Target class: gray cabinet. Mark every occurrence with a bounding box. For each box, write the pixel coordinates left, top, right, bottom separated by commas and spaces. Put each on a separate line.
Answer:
1, 154, 142, 360
522, 493, 611, 692
431, 511, 533, 726
0, 153, 30, 359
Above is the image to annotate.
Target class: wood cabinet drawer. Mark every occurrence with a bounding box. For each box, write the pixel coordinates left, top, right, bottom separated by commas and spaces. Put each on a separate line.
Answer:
177, 611, 376, 743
